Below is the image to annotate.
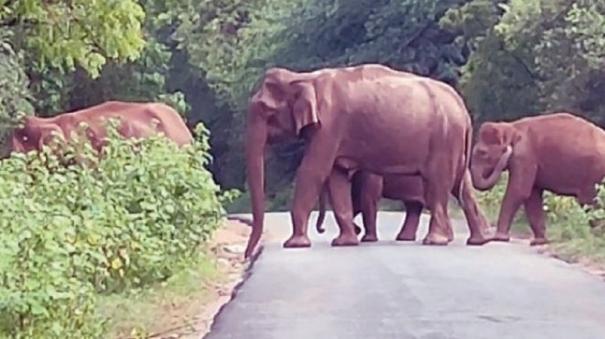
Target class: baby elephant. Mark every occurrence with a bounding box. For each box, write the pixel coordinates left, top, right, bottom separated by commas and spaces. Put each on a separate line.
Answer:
315, 172, 438, 242
470, 112, 605, 245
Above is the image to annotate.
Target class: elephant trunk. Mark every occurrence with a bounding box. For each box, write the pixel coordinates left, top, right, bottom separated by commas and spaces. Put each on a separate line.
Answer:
244, 115, 268, 259
471, 145, 513, 191
315, 186, 328, 234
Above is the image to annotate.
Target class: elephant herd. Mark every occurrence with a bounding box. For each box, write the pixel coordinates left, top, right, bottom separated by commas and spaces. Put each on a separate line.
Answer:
243, 63, 605, 259
7, 64, 605, 261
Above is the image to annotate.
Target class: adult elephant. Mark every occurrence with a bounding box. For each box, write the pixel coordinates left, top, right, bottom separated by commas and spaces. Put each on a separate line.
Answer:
244, 64, 489, 258
470, 113, 605, 245
315, 172, 426, 242
10, 100, 193, 154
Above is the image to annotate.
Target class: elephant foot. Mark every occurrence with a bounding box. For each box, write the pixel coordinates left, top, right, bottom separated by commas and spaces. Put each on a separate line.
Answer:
530, 237, 549, 246
331, 233, 360, 247
354, 224, 362, 235
490, 232, 511, 242
283, 234, 311, 248
395, 232, 416, 241
422, 232, 450, 246
361, 234, 378, 242
466, 236, 490, 246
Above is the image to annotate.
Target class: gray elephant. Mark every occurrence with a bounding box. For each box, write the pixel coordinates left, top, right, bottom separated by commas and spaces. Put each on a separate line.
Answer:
243, 64, 489, 258
315, 171, 491, 243
315, 172, 426, 242
470, 113, 605, 245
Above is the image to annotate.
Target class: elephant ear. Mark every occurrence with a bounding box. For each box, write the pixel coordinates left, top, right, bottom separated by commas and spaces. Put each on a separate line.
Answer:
479, 123, 503, 145
290, 81, 319, 136
249, 80, 282, 118
496, 123, 521, 146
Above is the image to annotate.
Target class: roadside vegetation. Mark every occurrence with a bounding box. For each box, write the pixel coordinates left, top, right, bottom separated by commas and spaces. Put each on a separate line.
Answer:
476, 174, 605, 265
2, 0, 605, 336
0, 124, 237, 338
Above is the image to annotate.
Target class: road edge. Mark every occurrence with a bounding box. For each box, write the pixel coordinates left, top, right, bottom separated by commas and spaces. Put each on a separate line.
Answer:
201, 228, 265, 338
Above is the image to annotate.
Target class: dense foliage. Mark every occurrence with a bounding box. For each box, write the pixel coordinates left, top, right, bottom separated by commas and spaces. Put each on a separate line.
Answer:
0, 0, 604, 333
2, 0, 605, 209
4, 0, 604, 205
442, 0, 605, 123
0, 124, 229, 337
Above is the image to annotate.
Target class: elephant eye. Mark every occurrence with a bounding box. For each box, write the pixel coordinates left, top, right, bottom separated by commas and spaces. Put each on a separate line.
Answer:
21, 135, 28, 142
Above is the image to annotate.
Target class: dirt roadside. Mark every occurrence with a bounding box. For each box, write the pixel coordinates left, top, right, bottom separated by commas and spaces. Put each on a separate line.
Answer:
143, 218, 263, 339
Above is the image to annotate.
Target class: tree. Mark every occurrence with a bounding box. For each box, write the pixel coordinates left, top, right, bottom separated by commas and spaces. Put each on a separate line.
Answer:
0, 0, 148, 141
177, 0, 479, 201
1, 0, 146, 77
443, 0, 605, 125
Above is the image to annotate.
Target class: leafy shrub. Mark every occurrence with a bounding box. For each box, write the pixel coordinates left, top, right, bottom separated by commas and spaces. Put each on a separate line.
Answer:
475, 171, 605, 262
545, 185, 605, 261
0, 122, 234, 338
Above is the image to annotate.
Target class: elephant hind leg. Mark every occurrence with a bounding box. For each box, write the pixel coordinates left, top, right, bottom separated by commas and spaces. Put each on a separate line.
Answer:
352, 192, 364, 236
359, 180, 381, 243
396, 201, 422, 241
422, 176, 453, 246
453, 171, 491, 245
327, 169, 360, 247
524, 188, 548, 246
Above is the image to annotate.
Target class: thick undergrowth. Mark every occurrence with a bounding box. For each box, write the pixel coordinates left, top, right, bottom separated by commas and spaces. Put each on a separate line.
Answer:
0, 122, 236, 338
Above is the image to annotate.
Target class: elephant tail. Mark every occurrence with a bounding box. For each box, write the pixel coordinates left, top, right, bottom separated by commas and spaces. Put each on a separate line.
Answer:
315, 185, 328, 234
456, 125, 473, 209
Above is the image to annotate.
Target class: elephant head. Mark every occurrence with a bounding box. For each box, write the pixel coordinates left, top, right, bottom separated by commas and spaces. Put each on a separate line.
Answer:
10, 117, 64, 154
244, 68, 322, 258
470, 122, 517, 191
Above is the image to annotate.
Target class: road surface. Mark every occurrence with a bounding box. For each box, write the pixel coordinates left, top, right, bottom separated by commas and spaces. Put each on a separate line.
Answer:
205, 212, 605, 339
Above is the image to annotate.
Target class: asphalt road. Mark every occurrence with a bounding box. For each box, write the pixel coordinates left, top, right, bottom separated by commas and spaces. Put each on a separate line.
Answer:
204, 211, 605, 339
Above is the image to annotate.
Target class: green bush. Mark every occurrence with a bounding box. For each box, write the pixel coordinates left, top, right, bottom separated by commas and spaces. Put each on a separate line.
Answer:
0, 122, 234, 338
544, 186, 605, 262
476, 171, 605, 262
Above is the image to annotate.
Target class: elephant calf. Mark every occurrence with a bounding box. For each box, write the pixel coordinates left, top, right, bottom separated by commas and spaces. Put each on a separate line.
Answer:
315, 172, 427, 242
316, 171, 492, 242
470, 112, 605, 245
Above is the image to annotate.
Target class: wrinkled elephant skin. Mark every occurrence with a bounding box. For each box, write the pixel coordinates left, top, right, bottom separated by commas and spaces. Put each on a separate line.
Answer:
10, 101, 193, 156
315, 171, 491, 244
316, 172, 428, 242
470, 113, 605, 245
244, 64, 490, 258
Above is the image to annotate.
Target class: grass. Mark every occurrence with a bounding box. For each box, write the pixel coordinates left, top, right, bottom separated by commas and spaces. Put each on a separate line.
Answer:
97, 253, 224, 339
475, 173, 605, 267
542, 196, 605, 266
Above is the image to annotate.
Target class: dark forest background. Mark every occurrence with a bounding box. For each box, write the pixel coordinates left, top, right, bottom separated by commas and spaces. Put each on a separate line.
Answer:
3, 0, 604, 210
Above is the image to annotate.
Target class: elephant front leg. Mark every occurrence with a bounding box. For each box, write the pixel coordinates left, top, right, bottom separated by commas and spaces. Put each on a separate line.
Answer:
287, 174, 328, 248
492, 193, 523, 242
396, 202, 423, 241
492, 164, 536, 242
327, 169, 360, 247
359, 180, 381, 242
285, 135, 341, 249
524, 188, 548, 246
360, 210, 378, 242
